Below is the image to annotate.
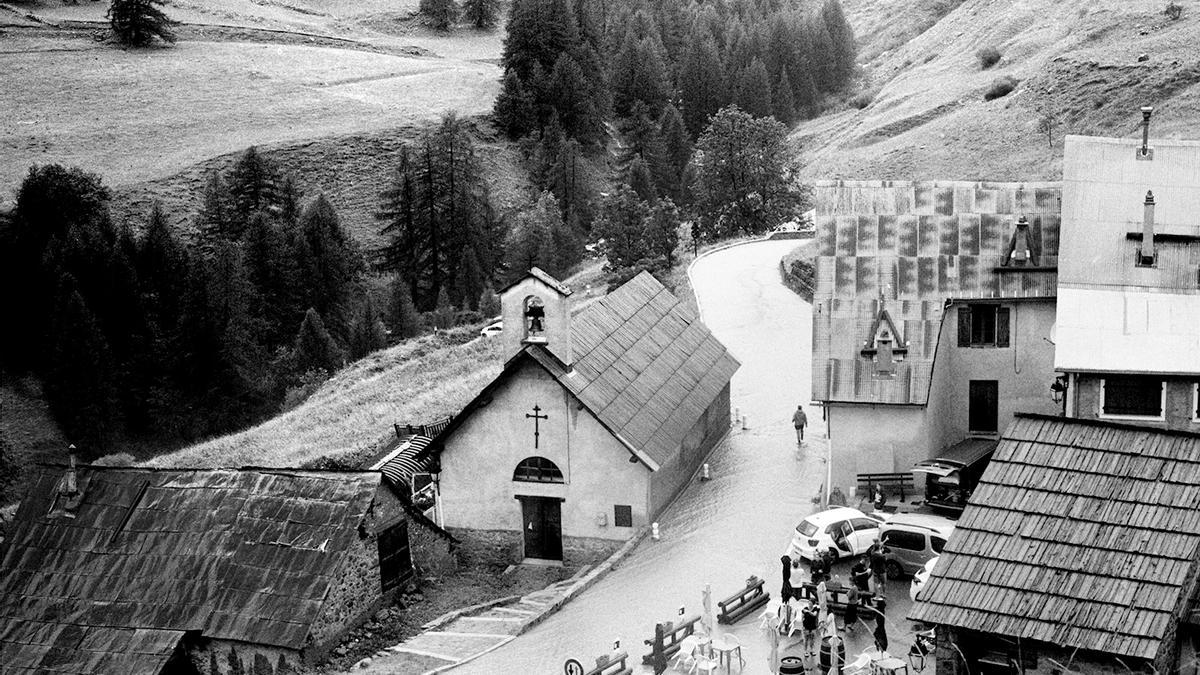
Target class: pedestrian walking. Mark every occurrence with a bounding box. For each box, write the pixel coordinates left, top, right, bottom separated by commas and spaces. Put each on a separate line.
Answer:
851, 557, 871, 593
844, 584, 859, 632
873, 483, 887, 512
800, 600, 819, 656
869, 541, 888, 596
792, 404, 808, 443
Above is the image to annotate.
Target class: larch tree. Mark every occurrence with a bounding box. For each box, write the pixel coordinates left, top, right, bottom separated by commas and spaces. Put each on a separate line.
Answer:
419, 0, 458, 31
108, 0, 177, 47
461, 0, 498, 29
295, 307, 344, 374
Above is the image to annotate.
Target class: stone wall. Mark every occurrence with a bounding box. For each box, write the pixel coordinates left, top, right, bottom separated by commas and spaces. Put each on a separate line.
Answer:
562, 535, 621, 568
308, 486, 407, 656
409, 518, 456, 576
188, 639, 299, 675
1073, 375, 1200, 431
448, 527, 524, 566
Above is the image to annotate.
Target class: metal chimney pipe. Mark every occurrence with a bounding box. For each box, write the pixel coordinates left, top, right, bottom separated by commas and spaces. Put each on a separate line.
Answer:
1141, 106, 1154, 156
1143, 191, 1156, 262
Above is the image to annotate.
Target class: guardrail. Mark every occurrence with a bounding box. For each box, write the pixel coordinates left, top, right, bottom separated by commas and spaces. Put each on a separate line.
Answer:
717, 577, 769, 625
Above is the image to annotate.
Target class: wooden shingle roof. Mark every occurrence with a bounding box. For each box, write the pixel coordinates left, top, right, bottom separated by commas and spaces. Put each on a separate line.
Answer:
909, 414, 1200, 660
0, 467, 383, 672
811, 180, 1062, 405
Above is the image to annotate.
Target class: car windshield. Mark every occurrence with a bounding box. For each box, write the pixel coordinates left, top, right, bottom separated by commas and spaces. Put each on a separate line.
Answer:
796, 520, 818, 536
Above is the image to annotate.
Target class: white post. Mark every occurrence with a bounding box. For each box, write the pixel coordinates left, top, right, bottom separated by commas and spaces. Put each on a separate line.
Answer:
742, 414, 749, 430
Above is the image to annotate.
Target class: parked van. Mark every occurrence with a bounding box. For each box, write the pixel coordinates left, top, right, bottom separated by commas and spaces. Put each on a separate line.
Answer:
879, 513, 955, 579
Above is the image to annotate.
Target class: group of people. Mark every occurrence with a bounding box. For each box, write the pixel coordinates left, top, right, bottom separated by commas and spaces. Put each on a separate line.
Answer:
775, 540, 893, 658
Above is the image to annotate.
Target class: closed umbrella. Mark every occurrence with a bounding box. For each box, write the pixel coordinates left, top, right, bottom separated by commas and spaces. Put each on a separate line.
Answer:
701, 584, 714, 636
780, 555, 793, 602
767, 616, 781, 673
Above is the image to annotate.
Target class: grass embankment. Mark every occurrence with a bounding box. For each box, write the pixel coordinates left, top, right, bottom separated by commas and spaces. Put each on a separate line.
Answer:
149, 330, 502, 469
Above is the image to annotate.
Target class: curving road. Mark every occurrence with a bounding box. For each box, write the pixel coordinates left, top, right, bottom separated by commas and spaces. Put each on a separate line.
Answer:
456, 239, 826, 674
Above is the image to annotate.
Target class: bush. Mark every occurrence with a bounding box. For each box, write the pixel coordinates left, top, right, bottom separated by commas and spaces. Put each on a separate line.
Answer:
850, 87, 878, 110
91, 452, 136, 466
976, 46, 1002, 69
984, 76, 1019, 101
1165, 2, 1182, 20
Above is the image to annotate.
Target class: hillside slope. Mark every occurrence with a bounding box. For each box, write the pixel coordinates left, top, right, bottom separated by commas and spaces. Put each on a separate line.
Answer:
797, 0, 1200, 181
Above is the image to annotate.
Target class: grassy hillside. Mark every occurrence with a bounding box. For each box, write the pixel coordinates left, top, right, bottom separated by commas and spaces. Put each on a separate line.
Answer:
797, 0, 1200, 181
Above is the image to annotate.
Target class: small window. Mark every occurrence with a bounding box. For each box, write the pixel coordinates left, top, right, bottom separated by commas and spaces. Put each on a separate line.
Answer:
614, 505, 633, 528
1101, 376, 1164, 419
931, 536, 947, 554
957, 305, 1010, 348
378, 521, 413, 593
851, 518, 878, 532
882, 529, 925, 551
513, 456, 564, 483
825, 521, 844, 535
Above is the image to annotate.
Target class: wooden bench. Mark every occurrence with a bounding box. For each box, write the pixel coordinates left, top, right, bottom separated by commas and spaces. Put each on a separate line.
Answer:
857, 472, 914, 501
641, 615, 700, 667
717, 577, 769, 625
583, 651, 632, 675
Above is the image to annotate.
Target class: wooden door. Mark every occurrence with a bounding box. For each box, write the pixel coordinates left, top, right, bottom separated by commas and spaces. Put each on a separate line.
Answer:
969, 380, 998, 433
520, 496, 563, 561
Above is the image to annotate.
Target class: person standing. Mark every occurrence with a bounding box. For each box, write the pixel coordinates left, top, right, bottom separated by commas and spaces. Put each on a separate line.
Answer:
792, 404, 808, 443
851, 557, 871, 594
844, 584, 859, 632
869, 540, 888, 596
800, 600, 819, 656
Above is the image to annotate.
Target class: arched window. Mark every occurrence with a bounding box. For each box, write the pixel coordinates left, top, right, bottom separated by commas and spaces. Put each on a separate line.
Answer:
513, 456, 564, 483
524, 296, 546, 341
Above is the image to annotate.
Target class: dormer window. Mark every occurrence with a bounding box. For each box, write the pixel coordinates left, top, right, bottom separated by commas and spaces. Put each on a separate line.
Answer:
1001, 216, 1038, 267
524, 296, 546, 342
861, 306, 907, 378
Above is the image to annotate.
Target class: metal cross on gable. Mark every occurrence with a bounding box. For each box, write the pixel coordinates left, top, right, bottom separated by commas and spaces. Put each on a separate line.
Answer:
526, 404, 548, 448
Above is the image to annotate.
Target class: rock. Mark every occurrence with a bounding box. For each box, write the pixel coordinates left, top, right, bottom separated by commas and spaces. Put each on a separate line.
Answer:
334, 646, 348, 657
354, 657, 373, 669
1137, 53, 1150, 62
365, 621, 381, 630
374, 609, 390, 622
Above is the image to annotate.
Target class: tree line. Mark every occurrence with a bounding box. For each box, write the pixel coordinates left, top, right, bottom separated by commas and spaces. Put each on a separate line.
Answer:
0, 152, 377, 458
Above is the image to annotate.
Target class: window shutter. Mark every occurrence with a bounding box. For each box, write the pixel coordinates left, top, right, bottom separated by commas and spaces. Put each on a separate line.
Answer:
996, 307, 1010, 347
957, 306, 972, 347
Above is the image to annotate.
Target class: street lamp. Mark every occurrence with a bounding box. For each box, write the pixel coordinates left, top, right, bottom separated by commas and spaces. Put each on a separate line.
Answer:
1050, 374, 1069, 416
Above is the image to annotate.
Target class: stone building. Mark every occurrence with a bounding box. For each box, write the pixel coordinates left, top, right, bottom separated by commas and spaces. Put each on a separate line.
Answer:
0, 464, 413, 674
423, 269, 738, 566
810, 180, 1064, 502
910, 414, 1200, 674
1054, 132, 1200, 430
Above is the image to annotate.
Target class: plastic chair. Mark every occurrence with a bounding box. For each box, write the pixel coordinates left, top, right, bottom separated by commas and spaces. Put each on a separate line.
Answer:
720, 633, 744, 670
690, 654, 719, 675
672, 635, 700, 671
759, 597, 782, 630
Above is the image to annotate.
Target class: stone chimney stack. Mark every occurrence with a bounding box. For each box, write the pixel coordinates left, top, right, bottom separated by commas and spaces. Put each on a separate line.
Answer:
1138, 106, 1154, 160
1142, 191, 1156, 264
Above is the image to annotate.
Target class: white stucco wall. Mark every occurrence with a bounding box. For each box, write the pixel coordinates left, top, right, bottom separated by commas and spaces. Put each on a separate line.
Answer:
439, 359, 650, 543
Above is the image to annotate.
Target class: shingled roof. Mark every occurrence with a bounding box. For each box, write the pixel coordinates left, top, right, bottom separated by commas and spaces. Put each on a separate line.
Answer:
434, 271, 738, 470
812, 180, 1062, 405
909, 414, 1200, 661
0, 467, 382, 674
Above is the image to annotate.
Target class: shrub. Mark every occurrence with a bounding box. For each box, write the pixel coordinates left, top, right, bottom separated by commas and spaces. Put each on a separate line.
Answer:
976, 46, 1002, 69
107, 0, 177, 47
984, 76, 1018, 101
850, 87, 878, 109
1165, 2, 1182, 20
91, 452, 136, 466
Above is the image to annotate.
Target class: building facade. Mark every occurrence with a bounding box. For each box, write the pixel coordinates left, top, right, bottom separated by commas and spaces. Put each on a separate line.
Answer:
1055, 133, 1200, 431
427, 269, 738, 567
811, 180, 1064, 501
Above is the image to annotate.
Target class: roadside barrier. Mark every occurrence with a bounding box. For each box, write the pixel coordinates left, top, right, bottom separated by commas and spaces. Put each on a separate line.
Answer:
575, 651, 631, 675
641, 615, 701, 671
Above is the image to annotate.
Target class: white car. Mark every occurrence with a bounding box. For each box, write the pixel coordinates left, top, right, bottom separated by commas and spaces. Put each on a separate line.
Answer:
910, 556, 940, 602
786, 506, 886, 563
479, 320, 503, 337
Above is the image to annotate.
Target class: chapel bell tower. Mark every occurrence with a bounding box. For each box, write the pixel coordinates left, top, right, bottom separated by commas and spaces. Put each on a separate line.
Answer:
500, 268, 574, 365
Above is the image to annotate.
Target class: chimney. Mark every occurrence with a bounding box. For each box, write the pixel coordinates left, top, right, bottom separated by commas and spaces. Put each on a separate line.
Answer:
47, 445, 83, 519
1008, 216, 1034, 266
1137, 106, 1154, 160
1140, 191, 1156, 264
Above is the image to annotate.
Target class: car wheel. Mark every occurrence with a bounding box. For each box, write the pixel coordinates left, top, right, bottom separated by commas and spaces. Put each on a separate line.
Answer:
886, 561, 904, 580
827, 547, 839, 562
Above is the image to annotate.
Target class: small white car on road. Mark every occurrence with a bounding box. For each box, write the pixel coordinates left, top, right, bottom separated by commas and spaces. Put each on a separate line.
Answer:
479, 319, 503, 337
910, 556, 940, 602
786, 506, 886, 562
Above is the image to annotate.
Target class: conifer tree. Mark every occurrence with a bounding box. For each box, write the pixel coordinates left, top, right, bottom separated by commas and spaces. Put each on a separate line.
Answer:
611, 37, 670, 119
295, 308, 344, 374
594, 185, 651, 269
504, 192, 559, 278
626, 156, 656, 204
478, 282, 501, 317
644, 198, 681, 267
736, 59, 774, 119
679, 35, 727, 137
419, 0, 458, 31
431, 288, 456, 330
454, 247, 484, 310
349, 296, 388, 360
388, 275, 422, 339
821, 0, 857, 89
226, 147, 278, 227
794, 69, 820, 119
461, 0, 498, 29
773, 67, 798, 124
108, 0, 177, 47
494, 71, 536, 139
549, 53, 602, 145
197, 172, 234, 245
549, 138, 593, 230
296, 194, 359, 336
657, 104, 694, 205
243, 212, 299, 345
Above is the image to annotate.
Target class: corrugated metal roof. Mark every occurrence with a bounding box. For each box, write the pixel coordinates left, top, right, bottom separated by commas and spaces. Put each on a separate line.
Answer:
0, 467, 382, 671
1056, 135, 1200, 374
909, 414, 1200, 660
812, 180, 1062, 405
